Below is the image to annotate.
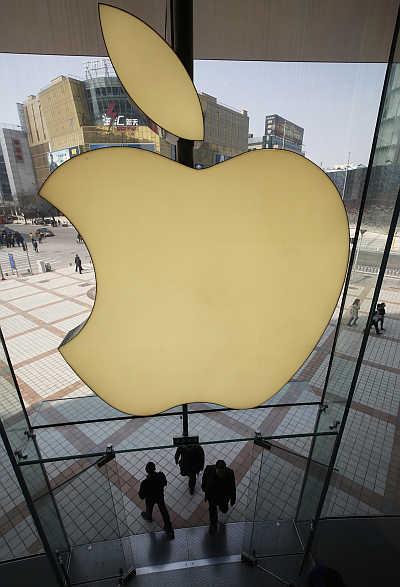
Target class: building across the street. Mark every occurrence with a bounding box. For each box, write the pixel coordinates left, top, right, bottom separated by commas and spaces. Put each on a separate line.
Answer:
0, 123, 37, 212
325, 162, 400, 231
194, 93, 249, 167
21, 62, 250, 183
248, 133, 263, 150
263, 114, 304, 154
20, 60, 173, 189
375, 67, 400, 166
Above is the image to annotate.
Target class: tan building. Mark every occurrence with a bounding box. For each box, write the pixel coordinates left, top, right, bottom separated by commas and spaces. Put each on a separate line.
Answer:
194, 93, 249, 167
21, 74, 172, 190
22, 76, 249, 190
37, 76, 90, 152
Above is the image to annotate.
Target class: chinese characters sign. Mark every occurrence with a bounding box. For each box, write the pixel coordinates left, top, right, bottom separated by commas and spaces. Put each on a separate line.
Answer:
102, 114, 139, 127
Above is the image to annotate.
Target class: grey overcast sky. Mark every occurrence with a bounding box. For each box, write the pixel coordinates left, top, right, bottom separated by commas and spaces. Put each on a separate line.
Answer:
0, 53, 386, 169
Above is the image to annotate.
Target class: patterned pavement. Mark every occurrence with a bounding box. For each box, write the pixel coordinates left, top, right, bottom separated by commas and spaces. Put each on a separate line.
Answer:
0, 266, 399, 561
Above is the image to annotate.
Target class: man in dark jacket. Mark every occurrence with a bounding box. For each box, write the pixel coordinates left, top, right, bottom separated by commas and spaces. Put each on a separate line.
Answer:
201, 460, 236, 534
139, 462, 174, 539
75, 254, 82, 274
377, 302, 386, 331
175, 442, 205, 494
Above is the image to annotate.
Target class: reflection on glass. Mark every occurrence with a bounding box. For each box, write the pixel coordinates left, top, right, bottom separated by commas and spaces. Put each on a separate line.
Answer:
297, 47, 400, 531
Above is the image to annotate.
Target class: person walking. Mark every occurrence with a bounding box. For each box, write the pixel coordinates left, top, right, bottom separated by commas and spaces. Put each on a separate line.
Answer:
32, 239, 38, 253
74, 254, 82, 274
370, 310, 381, 335
347, 298, 361, 326
139, 462, 174, 539
377, 302, 386, 331
175, 442, 205, 494
201, 460, 236, 534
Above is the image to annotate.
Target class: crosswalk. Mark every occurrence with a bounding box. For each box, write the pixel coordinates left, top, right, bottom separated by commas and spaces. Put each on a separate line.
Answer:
0, 244, 92, 277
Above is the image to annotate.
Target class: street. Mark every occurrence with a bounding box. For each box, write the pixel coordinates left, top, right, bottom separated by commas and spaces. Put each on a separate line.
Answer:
1, 222, 399, 278
0, 224, 92, 276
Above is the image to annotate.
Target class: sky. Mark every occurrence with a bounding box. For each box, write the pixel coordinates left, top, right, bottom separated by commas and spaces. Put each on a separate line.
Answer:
0, 53, 386, 169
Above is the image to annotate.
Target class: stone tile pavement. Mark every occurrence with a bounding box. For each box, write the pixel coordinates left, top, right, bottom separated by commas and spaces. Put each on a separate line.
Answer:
0, 267, 399, 559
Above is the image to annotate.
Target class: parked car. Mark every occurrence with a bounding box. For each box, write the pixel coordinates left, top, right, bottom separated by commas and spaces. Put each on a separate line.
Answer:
35, 228, 55, 237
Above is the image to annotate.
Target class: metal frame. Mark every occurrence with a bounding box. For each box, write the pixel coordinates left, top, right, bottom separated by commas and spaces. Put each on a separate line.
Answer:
18, 431, 337, 467
30, 398, 321, 429
0, 332, 71, 586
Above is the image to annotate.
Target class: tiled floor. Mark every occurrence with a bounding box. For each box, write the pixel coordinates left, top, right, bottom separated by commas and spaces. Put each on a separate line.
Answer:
0, 267, 400, 561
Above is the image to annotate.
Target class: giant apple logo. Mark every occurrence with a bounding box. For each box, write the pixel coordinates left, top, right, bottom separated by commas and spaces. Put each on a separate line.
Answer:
39, 4, 349, 416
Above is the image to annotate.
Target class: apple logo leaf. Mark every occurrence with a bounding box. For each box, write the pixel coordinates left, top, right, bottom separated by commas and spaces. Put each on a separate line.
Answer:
99, 3, 204, 140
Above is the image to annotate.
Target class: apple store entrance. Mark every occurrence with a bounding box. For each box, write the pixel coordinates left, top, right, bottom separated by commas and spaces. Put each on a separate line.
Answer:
3, 367, 339, 586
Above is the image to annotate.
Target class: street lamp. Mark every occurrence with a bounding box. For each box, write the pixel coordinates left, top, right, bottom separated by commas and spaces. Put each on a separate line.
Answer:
354, 228, 367, 269
341, 152, 351, 201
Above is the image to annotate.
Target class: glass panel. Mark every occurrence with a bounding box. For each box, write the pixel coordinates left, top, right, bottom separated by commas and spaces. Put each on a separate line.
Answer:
323, 212, 400, 518
243, 436, 313, 559
0, 331, 30, 456
297, 23, 400, 564
0, 329, 69, 579
106, 458, 135, 576
0, 436, 43, 562
50, 453, 136, 584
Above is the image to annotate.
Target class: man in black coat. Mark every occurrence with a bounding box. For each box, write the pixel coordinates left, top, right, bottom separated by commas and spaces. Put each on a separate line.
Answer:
201, 460, 236, 534
175, 442, 205, 494
74, 254, 82, 274
377, 302, 386, 331
139, 462, 174, 539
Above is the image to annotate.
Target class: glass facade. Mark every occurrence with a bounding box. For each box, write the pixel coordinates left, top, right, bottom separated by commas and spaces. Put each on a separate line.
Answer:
0, 150, 12, 202
85, 72, 148, 128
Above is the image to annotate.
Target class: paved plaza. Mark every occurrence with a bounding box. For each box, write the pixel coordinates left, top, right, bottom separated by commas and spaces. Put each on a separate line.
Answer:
0, 256, 399, 561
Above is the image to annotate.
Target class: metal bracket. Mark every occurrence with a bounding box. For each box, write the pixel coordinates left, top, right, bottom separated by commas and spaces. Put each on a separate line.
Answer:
173, 435, 199, 446
241, 551, 257, 566
118, 565, 136, 584
329, 420, 340, 430
96, 444, 115, 468
14, 449, 28, 460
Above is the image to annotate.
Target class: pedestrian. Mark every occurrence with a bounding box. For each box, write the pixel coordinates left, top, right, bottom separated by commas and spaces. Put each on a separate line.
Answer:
139, 462, 174, 539
377, 302, 386, 331
175, 442, 205, 494
201, 460, 236, 534
74, 254, 82, 274
32, 239, 38, 253
370, 310, 381, 335
347, 298, 360, 327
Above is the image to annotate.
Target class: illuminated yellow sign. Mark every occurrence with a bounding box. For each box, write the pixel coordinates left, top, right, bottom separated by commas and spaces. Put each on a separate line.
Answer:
40, 4, 349, 416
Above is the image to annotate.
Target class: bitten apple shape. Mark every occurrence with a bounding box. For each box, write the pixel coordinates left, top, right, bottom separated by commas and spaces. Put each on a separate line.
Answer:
40, 147, 349, 415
